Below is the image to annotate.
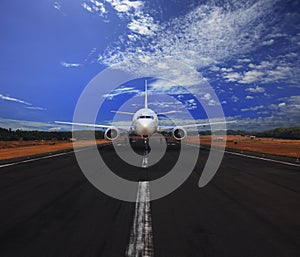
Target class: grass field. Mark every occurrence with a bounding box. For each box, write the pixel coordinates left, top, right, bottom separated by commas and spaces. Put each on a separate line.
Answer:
0, 135, 299, 160
0, 140, 108, 160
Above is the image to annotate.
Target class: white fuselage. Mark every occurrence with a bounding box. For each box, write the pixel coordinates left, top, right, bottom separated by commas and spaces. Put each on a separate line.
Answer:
132, 108, 158, 137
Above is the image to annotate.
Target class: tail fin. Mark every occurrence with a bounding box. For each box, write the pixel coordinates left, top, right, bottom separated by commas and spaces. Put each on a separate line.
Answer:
144, 80, 148, 109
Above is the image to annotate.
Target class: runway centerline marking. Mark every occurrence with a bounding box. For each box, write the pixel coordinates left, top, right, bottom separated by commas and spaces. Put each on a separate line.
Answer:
141, 157, 149, 168
126, 181, 154, 257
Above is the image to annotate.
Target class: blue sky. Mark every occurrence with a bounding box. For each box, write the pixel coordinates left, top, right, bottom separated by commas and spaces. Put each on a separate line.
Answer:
0, 0, 299, 131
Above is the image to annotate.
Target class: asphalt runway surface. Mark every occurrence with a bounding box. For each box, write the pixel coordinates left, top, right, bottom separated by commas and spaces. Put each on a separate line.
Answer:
0, 141, 299, 257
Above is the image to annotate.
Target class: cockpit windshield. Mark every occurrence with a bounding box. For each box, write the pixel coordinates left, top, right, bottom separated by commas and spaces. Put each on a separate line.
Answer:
138, 115, 154, 119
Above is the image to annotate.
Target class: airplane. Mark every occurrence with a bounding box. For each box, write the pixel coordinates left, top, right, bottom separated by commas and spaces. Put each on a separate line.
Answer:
55, 80, 235, 142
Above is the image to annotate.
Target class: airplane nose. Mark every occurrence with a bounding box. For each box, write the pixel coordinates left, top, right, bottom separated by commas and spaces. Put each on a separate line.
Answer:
135, 120, 154, 135
141, 122, 148, 128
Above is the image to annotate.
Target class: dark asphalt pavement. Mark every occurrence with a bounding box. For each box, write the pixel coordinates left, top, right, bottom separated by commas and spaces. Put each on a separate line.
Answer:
0, 142, 299, 257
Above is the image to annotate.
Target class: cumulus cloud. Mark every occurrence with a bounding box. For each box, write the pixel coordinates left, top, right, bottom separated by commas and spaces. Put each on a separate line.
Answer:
82, 0, 107, 16
105, 0, 143, 13
99, 0, 283, 88
278, 102, 286, 107
223, 72, 242, 82
84, 0, 300, 129
220, 58, 297, 84
240, 70, 265, 84
246, 86, 265, 93
261, 39, 274, 46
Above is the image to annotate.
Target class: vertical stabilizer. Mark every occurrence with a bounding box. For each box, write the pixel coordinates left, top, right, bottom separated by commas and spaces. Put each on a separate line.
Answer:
144, 80, 148, 109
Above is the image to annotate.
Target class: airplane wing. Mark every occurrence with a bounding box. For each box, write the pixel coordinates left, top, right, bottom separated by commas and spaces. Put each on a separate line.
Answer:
158, 120, 236, 131
54, 121, 131, 130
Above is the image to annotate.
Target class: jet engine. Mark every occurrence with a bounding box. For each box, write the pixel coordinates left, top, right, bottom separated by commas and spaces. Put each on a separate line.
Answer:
172, 127, 187, 140
104, 126, 120, 141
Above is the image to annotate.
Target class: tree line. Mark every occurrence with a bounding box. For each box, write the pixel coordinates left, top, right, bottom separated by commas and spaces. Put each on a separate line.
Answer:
201, 126, 300, 139
0, 126, 299, 141
0, 128, 105, 141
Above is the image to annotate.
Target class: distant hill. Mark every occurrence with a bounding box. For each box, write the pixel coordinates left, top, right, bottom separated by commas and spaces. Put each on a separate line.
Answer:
254, 126, 300, 140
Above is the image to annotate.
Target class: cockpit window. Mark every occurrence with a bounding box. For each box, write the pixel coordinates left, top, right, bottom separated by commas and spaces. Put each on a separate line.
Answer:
138, 115, 154, 119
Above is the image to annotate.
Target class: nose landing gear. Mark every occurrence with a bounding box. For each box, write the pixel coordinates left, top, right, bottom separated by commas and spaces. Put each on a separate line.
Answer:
143, 136, 150, 152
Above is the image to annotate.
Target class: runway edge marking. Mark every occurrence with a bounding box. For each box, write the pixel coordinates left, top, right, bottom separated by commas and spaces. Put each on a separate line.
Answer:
183, 143, 300, 167
126, 181, 154, 257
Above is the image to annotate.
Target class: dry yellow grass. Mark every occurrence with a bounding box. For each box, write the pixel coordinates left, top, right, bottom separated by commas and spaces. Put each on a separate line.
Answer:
1, 136, 299, 161
186, 135, 300, 158
0, 140, 109, 160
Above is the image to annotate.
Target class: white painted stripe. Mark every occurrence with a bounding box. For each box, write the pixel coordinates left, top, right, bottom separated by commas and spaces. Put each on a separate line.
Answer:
225, 151, 300, 167
183, 143, 300, 167
141, 157, 149, 168
126, 181, 154, 257
0, 151, 73, 168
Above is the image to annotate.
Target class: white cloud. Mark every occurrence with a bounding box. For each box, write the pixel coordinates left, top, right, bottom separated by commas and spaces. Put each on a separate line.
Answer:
238, 58, 251, 63
82, 1, 107, 16
81, 2, 93, 13
278, 102, 286, 107
25, 106, 47, 111
223, 72, 242, 82
221, 67, 233, 72
246, 86, 265, 93
127, 15, 158, 36
241, 105, 265, 112
199, 92, 219, 106
104, 0, 158, 37
210, 65, 220, 71
0, 94, 31, 105
240, 70, 265, 84
184, 98, 198, 110
100, 0, 282, 90
231, 95, 239, 102
0, 92, 47, 111
246, 95, 254, 99
84, 47, 97, 63
53, 2, 61, 11
266, 66, 292, 82
105, 0, 143, 13
103, 86, 141, 99
221, 58, 297, 84
60, 61, 81, 68
261, 39, 274, 46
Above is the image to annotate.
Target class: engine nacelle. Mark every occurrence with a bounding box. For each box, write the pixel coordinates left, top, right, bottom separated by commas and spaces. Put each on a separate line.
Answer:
104, 126, 119, 141
172, 127, 187, 140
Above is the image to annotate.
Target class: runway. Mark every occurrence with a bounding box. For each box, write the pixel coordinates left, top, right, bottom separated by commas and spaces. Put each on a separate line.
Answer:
0, 142, 299, 257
